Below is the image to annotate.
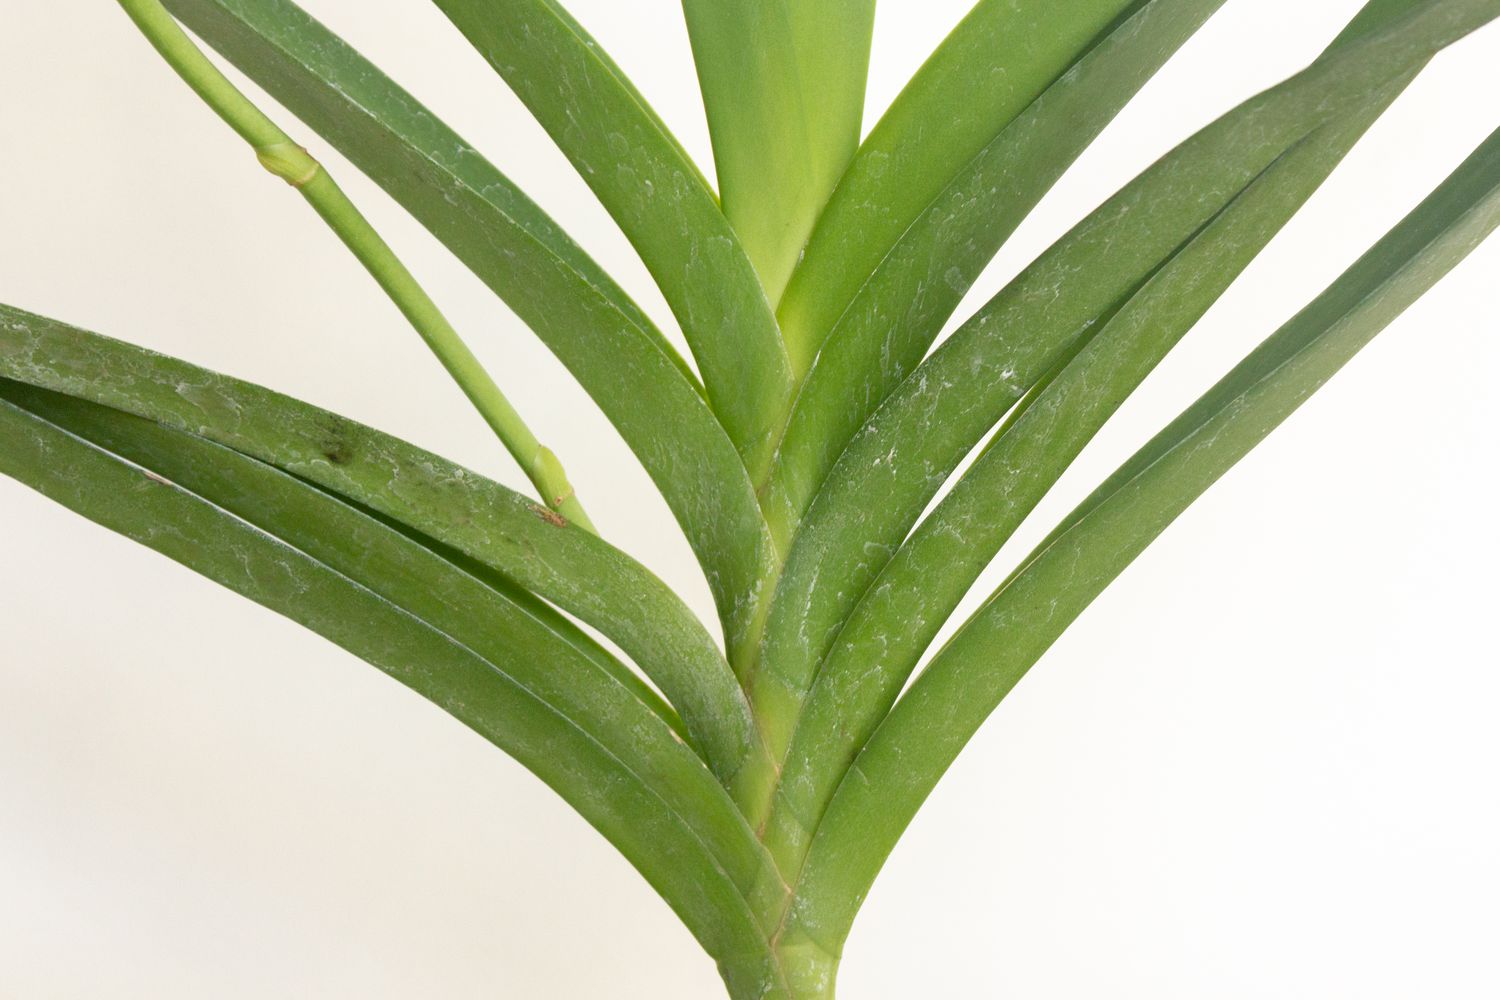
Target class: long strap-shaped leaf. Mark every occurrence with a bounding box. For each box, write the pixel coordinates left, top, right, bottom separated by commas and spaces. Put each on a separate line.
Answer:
751, 0, 1494, 770
432, 0, 793, 475
760, 0, 1226, 550
775, 0, 1150, 371
164, 0, 779, 671
0, 305, 776, 793
0, 384, 790, 974
762, 107, 1390, 864
1, 379, 682, 743
682, 0, 875, 303
782, 120, 1500, 962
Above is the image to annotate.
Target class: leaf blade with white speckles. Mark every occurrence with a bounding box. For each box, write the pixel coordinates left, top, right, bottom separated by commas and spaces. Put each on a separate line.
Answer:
786, 119, 1500, 961
751, 0, 1497, 803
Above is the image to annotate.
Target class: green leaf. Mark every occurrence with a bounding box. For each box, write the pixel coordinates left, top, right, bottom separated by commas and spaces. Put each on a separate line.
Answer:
775, 0, 1151, 370
432, 0, 794, 474
751, 0, 1496, 777
0, 380, 790, 970
762, 107, 1391, 869
760, 0, 1226, 550
785, 119, 1500, 960
163, 0, 779, 675
683, 0, 875, 303
0, 304, 775, 792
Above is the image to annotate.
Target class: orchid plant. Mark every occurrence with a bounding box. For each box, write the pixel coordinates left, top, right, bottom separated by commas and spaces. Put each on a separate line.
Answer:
3, 1, 1498, 996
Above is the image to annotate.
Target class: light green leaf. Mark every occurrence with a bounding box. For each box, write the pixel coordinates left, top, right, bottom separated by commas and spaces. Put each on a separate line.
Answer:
786, 119, 1500, 959
0, 381, 788, 970
432, 0, 794, 474
683, 0, 875, 302
164, 0, 779, 675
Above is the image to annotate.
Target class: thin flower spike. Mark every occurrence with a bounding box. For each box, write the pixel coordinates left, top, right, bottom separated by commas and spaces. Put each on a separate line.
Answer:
115, 0, 593, 530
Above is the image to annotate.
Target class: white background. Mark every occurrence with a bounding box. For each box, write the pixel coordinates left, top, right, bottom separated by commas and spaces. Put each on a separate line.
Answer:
2, 2, 1498, 996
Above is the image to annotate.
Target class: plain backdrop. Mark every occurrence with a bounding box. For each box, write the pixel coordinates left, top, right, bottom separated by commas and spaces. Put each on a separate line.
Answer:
2, 2, 1498, 997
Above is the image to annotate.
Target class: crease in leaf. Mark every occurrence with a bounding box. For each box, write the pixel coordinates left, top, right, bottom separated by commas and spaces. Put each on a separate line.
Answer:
292, 470, 689, 740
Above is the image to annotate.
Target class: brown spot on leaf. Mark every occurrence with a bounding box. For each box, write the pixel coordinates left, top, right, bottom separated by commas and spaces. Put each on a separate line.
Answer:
321, 441, 352, 465
528, 502, 567, 528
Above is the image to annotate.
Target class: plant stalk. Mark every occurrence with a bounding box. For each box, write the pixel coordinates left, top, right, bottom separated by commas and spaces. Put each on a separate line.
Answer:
720, 943, 839, 1000
114, 0, 593, 531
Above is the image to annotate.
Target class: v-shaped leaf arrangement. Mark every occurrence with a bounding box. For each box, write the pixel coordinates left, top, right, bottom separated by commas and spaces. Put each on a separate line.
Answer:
4, 1, 1498, 996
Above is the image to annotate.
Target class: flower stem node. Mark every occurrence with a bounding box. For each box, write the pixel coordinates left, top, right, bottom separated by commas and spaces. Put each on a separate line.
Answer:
529, 445, 575, 508
255, 141, 321, 188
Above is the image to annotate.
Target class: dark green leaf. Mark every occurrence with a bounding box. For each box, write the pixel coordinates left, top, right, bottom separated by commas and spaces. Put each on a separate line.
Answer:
0, 381, 788, 970
786, 119, 1500, 959
761, 106, 1391, 866
0, 305, 774, 791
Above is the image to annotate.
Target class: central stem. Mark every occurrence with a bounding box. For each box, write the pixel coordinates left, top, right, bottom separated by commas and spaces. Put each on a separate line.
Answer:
720, 940, 839, 1000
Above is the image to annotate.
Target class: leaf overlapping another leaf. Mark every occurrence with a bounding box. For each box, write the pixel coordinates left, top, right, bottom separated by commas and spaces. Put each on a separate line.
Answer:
759, 0, 1228, 553
783, 118, 1500, 963
4, 1, 1496, 995
751, 0, 1495, 791
683, 0, 875, 304
776, 0, 1151, 372
432, 0, 794, 477
0, 380, 790, 972
0, 305, 775, 790
164, 0, 781, 674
